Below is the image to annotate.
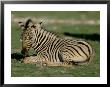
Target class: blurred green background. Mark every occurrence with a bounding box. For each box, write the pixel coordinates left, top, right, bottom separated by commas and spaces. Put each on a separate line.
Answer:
11, 11, 100, 77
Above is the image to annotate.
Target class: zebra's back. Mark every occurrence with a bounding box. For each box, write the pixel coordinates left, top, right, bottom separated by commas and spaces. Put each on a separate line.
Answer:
18, 19, 94, 66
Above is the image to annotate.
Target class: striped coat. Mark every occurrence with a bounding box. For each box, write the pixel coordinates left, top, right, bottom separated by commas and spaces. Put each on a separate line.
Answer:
18, 19, 94, 67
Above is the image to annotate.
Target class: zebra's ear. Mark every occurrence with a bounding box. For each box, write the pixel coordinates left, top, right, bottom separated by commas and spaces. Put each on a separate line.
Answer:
25, 19, 33, 29
18, 21, 25, 30
39, 21, 45, 29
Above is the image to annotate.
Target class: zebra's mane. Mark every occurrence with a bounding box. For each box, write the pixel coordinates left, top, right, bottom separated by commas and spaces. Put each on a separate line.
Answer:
25, 19, 32, 29
41, 26, 60, 39
25, 19, 61, 39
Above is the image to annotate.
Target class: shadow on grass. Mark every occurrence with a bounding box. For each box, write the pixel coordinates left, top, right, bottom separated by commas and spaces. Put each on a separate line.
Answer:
11, 52, 37, 61
64, 32, 100, 41
11, 53, 24, 61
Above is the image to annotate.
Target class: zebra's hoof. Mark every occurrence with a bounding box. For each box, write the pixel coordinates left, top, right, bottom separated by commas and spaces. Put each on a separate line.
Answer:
42, 63, 47, 66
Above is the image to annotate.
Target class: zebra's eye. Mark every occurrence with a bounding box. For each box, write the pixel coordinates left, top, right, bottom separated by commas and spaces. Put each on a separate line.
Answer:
31, 25, 36, 28
39, 22, 42, 25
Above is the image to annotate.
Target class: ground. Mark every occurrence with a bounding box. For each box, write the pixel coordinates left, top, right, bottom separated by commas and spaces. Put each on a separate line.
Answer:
11, 11, 100, 77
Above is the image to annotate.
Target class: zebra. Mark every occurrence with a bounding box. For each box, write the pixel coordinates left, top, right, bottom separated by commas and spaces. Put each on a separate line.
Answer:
18, 19, 94, 67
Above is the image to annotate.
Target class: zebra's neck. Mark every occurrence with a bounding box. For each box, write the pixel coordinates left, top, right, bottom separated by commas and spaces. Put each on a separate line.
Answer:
32, 28, 58, 52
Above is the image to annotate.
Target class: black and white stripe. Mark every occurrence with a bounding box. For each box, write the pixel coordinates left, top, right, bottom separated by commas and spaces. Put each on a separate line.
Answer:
18, 19, 94, 66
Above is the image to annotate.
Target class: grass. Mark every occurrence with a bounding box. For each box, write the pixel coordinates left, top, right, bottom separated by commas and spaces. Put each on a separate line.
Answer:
11, 11, 100, 77
12, 11, 100, 20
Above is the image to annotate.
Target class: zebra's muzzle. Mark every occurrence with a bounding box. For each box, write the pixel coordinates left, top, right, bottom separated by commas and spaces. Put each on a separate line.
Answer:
21, 48, 29, 57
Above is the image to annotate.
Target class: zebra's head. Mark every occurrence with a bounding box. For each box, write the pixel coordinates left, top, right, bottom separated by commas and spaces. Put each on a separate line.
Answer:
18, 19, 43, 42
18, 19, 43, 56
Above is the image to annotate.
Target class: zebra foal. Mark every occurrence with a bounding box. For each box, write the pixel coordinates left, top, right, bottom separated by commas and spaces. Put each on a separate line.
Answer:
18, 19, 94, 67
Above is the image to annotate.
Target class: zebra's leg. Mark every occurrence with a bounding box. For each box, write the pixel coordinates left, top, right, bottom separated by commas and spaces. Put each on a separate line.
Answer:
44, 61, 74, 67
23, 56, 38, 64
23, 54, 74, 67
23, 55, 48, 67
23, 56, 42, 64
23, 56, 74, 67
61, 51, 89, 65
41, 52, 74, 67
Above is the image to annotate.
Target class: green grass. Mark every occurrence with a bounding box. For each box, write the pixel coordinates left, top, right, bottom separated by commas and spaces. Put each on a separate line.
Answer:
12, 11, 100, 20
11, 11, 100, 77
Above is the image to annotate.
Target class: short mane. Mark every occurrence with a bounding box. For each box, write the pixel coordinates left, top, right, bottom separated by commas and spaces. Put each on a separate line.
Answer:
25, 19, 32, 28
